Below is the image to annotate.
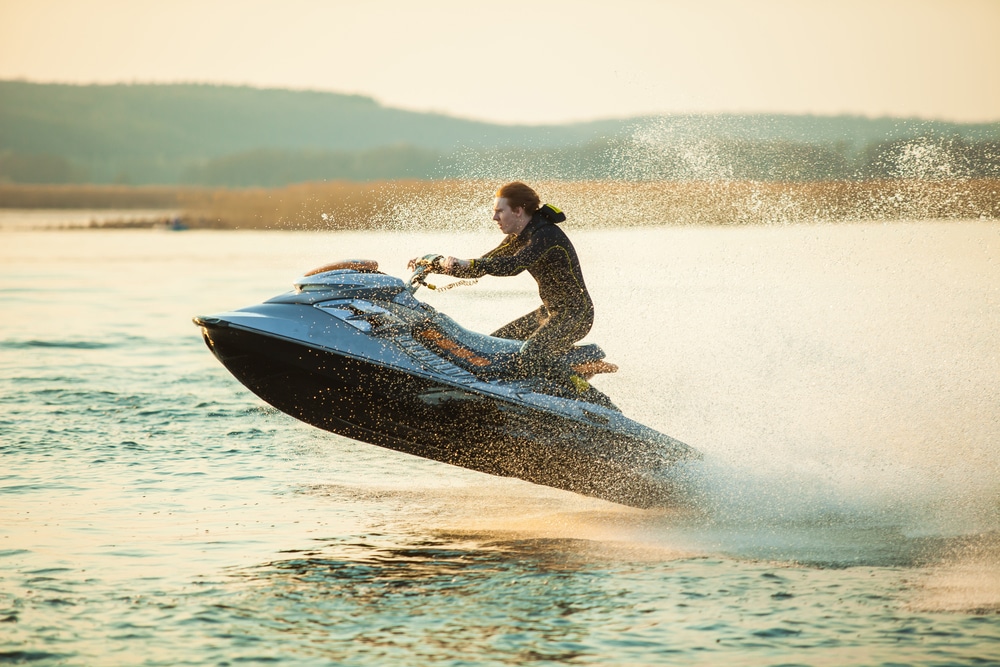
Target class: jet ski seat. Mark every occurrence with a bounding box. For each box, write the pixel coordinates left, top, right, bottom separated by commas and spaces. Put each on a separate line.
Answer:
416, 312, 611, 380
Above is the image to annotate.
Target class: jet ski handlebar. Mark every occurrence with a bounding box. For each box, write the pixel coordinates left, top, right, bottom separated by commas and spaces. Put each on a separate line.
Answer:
407, 254, 445, 293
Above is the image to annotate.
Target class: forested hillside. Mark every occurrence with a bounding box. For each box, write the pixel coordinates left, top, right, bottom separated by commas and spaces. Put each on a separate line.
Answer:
1, 81, 997, 186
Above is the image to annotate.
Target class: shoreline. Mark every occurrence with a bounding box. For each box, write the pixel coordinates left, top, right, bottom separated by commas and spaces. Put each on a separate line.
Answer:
1, 178, 998, 229
4, 215, 996, 233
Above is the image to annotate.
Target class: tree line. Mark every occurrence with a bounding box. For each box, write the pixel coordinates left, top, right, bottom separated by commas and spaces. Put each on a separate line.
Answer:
1, 136, 996, 187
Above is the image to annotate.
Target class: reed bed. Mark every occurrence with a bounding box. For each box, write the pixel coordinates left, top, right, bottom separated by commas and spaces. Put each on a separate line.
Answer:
2, 179, 997, 229
184, 179, 1000, 229
0, 184, 210, 209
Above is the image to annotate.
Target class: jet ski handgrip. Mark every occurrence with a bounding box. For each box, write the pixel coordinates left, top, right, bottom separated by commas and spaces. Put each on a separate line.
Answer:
408, 254, 445, 293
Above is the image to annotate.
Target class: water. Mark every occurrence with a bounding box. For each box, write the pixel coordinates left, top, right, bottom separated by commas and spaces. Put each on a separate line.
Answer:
2, 219, 999, 666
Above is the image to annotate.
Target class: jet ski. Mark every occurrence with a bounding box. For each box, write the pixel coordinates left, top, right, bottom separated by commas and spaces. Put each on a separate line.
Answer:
194, 257, 699, 508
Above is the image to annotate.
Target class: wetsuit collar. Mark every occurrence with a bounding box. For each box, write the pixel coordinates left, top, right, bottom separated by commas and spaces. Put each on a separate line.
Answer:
515, 213, 550, 239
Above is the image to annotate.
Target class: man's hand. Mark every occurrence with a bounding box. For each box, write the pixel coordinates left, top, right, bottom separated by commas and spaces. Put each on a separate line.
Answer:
441, 257, 470, 274
406, 255, 467, 274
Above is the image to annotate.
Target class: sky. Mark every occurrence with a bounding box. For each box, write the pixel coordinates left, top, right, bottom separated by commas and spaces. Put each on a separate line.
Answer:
1, 0, 998, 125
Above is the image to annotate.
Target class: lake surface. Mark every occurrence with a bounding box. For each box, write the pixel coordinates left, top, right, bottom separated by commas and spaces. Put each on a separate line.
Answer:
2, 218, 999, 666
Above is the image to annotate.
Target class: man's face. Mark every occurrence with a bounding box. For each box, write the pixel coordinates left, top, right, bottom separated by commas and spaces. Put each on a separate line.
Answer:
493, 197, 528, 235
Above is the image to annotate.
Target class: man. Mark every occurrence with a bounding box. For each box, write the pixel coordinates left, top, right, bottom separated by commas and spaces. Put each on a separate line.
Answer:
431, 181, 595, 380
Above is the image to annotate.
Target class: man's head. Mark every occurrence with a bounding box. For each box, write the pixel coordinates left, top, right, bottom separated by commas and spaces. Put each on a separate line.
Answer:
493, 182, 539, 235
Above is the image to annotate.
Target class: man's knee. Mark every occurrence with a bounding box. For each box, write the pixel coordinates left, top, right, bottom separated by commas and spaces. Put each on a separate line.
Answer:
517, 338, 570, 378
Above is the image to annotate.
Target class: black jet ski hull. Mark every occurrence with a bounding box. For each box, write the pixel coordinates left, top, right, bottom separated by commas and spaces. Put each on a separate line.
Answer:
198, 319, 687, 508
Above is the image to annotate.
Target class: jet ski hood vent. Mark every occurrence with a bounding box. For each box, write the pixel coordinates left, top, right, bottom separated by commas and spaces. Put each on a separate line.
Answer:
293, 269, 406, 296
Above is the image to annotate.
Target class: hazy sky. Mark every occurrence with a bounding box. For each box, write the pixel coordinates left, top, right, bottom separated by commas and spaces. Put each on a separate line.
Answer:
1, 0, 998, 125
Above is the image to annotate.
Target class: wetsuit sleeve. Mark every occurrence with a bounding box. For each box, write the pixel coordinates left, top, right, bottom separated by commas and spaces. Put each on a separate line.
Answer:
465, 227, 561, 278
449, 236, 517, 279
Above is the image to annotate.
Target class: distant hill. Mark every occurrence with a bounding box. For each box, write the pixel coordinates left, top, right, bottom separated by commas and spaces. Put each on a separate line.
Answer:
1, 81, 998, 186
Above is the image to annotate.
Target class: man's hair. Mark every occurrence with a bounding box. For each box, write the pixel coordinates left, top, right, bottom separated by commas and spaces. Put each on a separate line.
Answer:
496, 182, 540, 215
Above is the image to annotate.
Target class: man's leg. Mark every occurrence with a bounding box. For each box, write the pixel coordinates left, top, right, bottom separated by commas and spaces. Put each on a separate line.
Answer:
490, 306, 548, 341
517, 308, 593, 379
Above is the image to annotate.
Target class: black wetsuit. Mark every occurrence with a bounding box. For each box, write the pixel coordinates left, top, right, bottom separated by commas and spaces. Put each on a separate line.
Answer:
453, 209, 594, 375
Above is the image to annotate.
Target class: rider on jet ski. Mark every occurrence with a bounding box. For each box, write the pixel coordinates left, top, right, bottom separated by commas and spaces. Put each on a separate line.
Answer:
416, 182, 595, 388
